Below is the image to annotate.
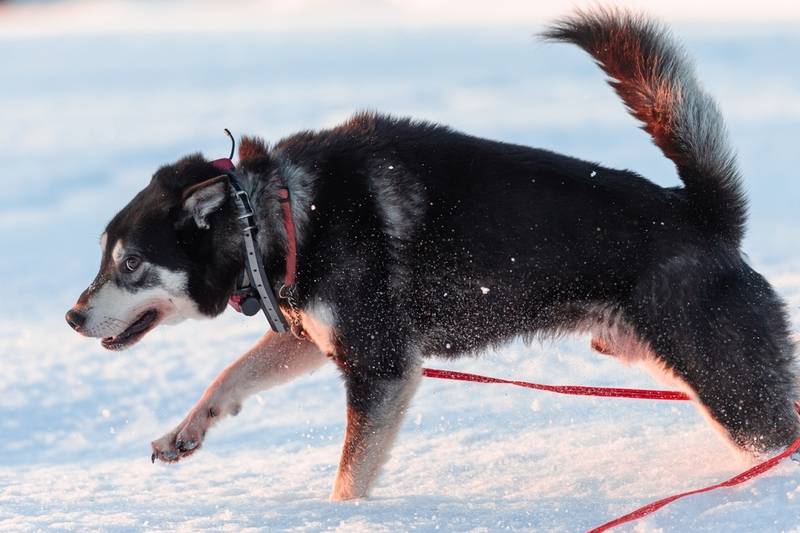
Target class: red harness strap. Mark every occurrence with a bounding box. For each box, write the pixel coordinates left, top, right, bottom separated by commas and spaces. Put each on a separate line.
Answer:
211, 157, 235, 171
422, 367, 800, 532
277, 188, 297, 286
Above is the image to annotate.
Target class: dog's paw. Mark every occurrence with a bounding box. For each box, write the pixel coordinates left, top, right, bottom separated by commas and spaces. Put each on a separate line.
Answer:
150, 408, 212, 464
151, 430, 202, 464
149, 394, 244, 464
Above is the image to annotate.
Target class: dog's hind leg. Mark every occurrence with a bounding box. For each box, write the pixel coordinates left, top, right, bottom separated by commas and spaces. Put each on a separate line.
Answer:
151, 331, 327, 463
330, 360, 422, 500
634, 257, 800, 454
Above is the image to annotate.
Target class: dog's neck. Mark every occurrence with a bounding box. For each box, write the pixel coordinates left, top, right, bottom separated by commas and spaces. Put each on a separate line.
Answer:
210, 156, 302, 332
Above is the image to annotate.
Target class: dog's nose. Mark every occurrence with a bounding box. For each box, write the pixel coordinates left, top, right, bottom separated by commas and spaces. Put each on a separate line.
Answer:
65, 308, 86, 332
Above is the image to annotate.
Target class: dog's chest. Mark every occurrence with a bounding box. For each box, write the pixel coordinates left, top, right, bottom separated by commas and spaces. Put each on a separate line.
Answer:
298, 303, 337, 356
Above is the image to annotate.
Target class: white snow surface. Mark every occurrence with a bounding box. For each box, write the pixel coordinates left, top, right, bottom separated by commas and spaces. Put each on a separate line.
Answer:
2, 3, 800, 531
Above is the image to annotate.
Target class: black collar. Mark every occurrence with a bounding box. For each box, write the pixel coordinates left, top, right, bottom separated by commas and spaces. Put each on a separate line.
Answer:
211, 157, 290, 333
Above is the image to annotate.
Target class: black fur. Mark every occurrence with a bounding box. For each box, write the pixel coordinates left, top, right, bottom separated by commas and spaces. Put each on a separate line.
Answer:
95, 11, 799, 455
543, 8, 748, 244
101, 155, 244, 315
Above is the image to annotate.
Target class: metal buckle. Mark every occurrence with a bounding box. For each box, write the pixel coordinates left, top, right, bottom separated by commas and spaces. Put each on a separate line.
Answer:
278, 284, 292, 300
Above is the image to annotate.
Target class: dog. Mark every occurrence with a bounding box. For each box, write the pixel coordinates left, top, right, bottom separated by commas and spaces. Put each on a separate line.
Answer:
66, 9, 799, 500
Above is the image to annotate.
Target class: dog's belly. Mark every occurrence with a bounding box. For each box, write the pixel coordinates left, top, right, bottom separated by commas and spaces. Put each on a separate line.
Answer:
413, 279, 617, 357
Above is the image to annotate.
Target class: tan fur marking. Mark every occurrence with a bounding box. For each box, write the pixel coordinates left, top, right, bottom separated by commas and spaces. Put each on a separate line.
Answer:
300, 303, 337, 355
111, 239, 125, 264
331, 370, 422, 501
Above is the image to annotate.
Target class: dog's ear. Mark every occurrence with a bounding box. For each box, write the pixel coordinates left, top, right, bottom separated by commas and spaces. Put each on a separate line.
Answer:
180, 175, 229, 229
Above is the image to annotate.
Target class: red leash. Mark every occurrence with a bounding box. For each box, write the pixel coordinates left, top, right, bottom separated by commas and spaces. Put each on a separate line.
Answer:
421, 367, 800, 532
422, 367, 691, 401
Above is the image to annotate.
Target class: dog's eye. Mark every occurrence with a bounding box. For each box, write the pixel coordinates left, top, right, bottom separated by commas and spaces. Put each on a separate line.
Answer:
123, 256, 141, 273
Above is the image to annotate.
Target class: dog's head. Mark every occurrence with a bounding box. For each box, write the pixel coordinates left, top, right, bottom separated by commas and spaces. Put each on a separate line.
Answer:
66, 154, 243, 350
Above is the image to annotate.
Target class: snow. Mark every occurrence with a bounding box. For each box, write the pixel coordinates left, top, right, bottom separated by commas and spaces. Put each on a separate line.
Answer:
2, 2, 800, 531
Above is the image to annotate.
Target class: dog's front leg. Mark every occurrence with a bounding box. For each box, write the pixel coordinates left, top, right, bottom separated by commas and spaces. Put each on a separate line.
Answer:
330, 364, 422, 500
151, 331, 327, 463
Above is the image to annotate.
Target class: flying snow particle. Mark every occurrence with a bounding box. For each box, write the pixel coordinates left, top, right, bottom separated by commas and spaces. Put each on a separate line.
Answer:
446, 343, 451, 349
590, 170, 597, 177
311, 204, 316, 211
480, 287, 490, 295
388, 165, 394, 170
101, 409, 110, 419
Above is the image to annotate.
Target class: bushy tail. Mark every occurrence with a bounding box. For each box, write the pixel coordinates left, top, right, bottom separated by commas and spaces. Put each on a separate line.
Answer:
543, 8, 747, 245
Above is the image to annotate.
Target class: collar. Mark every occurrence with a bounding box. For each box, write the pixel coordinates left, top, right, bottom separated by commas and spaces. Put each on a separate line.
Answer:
210, 157, 297, 333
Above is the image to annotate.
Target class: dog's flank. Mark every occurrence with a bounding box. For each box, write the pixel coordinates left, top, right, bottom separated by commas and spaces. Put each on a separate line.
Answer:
543, 8, 747, 244
67, 8, 800, 501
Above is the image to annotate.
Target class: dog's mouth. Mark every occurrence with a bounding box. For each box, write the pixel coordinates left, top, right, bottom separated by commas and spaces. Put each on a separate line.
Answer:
101, 309, 160, 351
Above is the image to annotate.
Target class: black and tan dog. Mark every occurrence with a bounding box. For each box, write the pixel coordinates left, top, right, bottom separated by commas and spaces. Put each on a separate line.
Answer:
66, 9, 799, 499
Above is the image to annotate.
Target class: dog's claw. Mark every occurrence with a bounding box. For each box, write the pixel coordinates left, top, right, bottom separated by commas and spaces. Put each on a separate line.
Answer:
151, 452, 156, 464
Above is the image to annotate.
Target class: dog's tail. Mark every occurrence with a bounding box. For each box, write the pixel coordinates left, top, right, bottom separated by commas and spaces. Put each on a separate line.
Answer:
543, 9, 747, 245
